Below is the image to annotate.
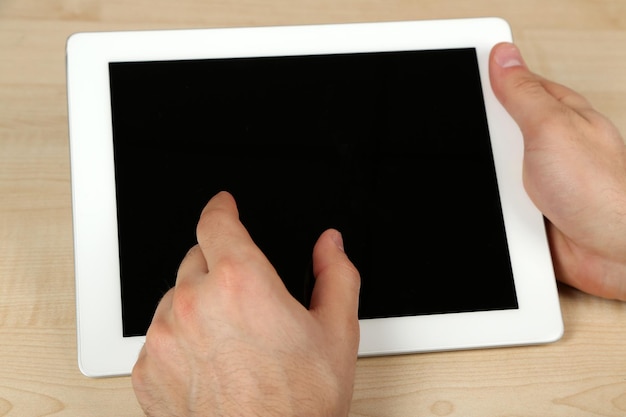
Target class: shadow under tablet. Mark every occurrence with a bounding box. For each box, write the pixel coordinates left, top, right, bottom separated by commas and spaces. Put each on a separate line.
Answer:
109, 47, 518, 338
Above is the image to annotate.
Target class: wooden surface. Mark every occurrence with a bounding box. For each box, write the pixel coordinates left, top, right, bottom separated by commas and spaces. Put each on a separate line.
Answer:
1, 1, 626, 416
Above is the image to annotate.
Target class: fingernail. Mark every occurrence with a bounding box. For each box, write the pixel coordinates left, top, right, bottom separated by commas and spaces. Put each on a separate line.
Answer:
495, 43, 525, 69
332, 230, 345, 252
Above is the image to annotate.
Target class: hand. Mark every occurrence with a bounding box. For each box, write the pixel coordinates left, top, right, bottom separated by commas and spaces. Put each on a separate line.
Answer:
489, 42, 626, 301
132, 191, 361, 417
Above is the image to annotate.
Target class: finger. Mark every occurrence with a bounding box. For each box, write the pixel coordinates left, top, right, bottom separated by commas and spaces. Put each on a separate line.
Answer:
131, 348, 151, 407
165, 244, 210, 321
141, 288, 175, 358
152, 287, 174, 318
174, 244, 208, 288
538, 74, 594, 111
489, 42, 593, 140
196, 191, 282, 289
309, 229, 361, 342
199, 190, 239, 219
196, 191, 259, 265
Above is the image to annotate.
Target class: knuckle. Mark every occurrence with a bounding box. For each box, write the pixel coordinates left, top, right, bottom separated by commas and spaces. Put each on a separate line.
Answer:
170, 282, 201, 323
590, 112, 623, 141
211, 254, 250, 293
523, 106, 576, 149
144, 315, 175, 360
131, 351, 150, 390
511, 74, 544, 98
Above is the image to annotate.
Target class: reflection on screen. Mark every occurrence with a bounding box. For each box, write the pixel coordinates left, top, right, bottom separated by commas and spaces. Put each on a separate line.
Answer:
109, 48, 518, 338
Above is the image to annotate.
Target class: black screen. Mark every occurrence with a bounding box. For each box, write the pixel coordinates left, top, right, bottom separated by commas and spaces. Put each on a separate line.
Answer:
109, 48, 518, 337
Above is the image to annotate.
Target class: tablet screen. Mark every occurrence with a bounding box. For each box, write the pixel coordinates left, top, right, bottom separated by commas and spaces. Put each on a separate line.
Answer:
109, 47, 518, 338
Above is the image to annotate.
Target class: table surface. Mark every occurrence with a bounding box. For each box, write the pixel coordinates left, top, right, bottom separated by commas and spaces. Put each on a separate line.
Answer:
1, 0, 626, 416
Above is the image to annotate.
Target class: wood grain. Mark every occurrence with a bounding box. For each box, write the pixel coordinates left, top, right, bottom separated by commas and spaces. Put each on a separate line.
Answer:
1, 0, 625, 415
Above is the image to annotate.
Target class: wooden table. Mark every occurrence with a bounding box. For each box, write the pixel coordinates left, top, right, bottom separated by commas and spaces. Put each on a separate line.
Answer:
1, 1, 625, 415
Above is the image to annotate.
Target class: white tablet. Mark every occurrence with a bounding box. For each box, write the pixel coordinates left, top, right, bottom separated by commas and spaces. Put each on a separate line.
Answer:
66, 17, 563, 378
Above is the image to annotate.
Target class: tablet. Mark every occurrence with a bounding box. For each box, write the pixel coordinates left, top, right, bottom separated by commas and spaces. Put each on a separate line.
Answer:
66, 17, 563, 378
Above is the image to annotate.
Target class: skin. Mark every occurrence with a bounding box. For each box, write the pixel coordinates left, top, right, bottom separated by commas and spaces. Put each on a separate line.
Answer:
132, 42, 626, 417
490, 42, 626, 301
132, 191, 361, 417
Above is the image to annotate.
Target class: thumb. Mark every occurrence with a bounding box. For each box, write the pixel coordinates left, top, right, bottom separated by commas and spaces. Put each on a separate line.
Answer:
309, 229, 361, 343
489, 42, 592, 144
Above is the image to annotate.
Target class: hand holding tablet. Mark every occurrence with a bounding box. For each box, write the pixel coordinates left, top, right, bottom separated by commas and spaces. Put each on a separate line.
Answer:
66, 17, 564, 378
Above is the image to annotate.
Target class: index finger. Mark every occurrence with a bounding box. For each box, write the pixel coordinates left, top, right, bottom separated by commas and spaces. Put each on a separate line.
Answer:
195, 191, 278, 282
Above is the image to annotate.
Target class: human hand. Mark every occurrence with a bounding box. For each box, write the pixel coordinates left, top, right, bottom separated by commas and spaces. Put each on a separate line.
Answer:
132, 191, 361, 417
489, 42, 626, 301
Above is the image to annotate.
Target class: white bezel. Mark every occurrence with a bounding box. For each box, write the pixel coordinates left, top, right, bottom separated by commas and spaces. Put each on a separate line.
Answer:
66, 17, 563, 377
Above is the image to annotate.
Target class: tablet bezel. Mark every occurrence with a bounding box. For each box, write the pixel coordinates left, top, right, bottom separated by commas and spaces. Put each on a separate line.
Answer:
66, 17, 563, 378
